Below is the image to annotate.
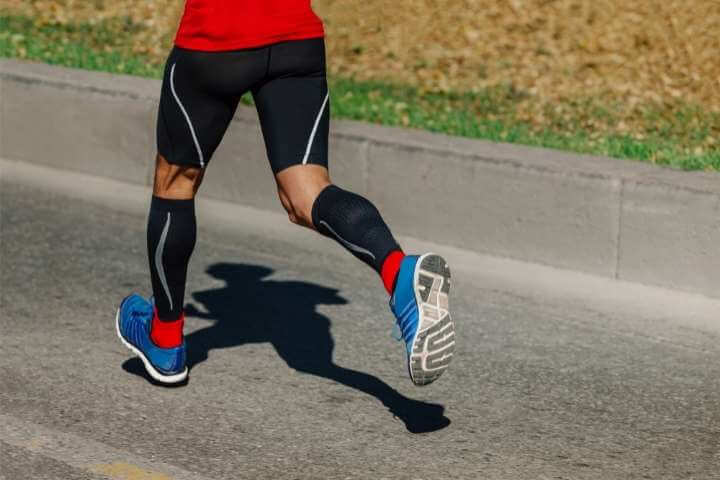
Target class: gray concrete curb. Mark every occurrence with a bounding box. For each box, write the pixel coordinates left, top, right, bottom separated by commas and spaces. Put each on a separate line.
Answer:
2, 58, 719, 297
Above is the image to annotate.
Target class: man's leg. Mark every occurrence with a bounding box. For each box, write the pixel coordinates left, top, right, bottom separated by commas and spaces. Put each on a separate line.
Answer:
254, 38, 455, 386
275, 163, 454, 387
275, 165, 405, 294
115, 155, 201, 383
253, 38, 406, 293
117, 46, 251, 384
146, 155, 203, 347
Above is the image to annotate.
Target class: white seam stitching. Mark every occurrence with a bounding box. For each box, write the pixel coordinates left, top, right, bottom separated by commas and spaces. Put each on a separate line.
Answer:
170, 63, 205, 168
155, 212, 173, 311
320, 220, 376, 260
302, 92, 330, 165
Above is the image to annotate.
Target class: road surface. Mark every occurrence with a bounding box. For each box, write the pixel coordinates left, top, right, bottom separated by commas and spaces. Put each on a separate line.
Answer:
2, 160, 720, 479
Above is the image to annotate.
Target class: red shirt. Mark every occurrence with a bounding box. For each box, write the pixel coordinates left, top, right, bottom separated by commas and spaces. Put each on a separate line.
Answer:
175, 0, 325, 51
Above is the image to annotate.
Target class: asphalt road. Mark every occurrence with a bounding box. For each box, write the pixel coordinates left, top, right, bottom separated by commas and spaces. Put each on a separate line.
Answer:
2, 161, 720, 479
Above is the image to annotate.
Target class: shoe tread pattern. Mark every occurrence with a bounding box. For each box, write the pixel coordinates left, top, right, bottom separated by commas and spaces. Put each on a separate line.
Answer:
410, 254, 455, 386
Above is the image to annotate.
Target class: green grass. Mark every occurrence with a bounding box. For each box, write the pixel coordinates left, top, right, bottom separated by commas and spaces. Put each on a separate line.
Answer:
329, 79, 720, 170
2, 14, 718, 171
0, 16, 160, 77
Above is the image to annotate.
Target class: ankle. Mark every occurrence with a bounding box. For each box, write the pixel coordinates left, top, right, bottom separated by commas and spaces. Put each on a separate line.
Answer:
381, 250, 405, 295
151, 310, 184, 348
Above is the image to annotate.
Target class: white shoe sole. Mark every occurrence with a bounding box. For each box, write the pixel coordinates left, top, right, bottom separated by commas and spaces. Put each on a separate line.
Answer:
408, 253, 455, 386
115, 308, 188, 384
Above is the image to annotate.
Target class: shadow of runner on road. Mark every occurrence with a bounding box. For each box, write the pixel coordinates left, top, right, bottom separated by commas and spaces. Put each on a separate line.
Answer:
123, 262, 450, 433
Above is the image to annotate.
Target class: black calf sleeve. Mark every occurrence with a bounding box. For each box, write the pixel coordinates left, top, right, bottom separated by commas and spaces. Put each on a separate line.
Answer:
311, 185, 401, 272
147, 196, 196, 321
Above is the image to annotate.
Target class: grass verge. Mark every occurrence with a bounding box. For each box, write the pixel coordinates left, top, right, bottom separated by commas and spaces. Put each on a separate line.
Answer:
1, 15, 718, 171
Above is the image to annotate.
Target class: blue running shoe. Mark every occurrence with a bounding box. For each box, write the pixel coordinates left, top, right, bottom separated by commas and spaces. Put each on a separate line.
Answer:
390, 253, 455, 386
116, 294, 188, 384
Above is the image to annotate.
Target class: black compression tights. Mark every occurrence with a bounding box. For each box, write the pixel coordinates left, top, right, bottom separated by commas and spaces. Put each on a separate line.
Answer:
311, 185, 401, 272
147, 196, 196, 322
146, 185, 399, 322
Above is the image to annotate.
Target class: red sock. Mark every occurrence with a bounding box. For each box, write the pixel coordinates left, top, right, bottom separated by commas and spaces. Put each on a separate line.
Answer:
151, 309, 184, 348
381, 250, 405, 295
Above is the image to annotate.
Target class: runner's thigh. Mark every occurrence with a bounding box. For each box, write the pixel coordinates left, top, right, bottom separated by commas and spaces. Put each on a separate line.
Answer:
157, 47, 266, 168
252, 38, 329, 174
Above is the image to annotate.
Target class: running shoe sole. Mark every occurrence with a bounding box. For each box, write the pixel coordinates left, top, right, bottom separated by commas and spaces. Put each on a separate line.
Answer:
115, 308, 188, 384
408, 253, 455, 386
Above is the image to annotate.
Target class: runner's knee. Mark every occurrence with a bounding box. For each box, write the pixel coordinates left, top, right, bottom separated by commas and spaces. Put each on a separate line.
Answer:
275, 165, 331, 228
278, 185, 321, 227
153, 154, 204, 199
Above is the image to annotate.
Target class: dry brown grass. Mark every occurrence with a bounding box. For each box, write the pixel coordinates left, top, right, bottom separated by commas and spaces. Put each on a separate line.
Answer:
2, 0, 719, 135
322, 1, 720, 107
